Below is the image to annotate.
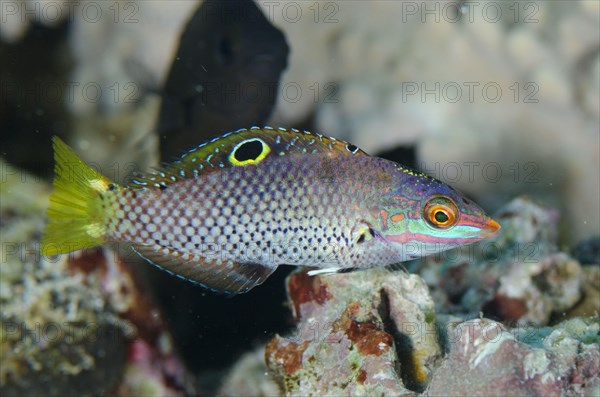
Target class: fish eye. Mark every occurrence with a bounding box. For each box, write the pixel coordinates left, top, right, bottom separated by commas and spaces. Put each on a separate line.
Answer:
434, 210, 449, 223
423, 197, 459, 229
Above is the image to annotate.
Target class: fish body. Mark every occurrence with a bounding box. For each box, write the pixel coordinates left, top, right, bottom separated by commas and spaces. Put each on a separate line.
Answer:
42, 127, 500, 294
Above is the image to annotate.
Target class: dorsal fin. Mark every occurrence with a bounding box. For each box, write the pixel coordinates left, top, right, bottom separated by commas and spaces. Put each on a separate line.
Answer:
128, 127, 368, 189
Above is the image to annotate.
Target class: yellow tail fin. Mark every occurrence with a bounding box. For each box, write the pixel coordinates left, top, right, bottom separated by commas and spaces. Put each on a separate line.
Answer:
41, 137, 116, 256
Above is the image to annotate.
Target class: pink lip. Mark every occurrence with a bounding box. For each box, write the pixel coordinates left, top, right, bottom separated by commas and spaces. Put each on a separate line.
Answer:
480, 218, 501, 238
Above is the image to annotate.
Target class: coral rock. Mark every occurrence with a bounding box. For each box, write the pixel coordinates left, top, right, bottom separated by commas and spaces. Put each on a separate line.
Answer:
217, 347, 281, 397
426, 318, 600, 397
265, 267, 440, 395
0, 163, 195, 396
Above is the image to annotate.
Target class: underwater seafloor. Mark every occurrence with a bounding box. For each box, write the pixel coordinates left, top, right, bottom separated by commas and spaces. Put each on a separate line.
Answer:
1, 1, 599, 396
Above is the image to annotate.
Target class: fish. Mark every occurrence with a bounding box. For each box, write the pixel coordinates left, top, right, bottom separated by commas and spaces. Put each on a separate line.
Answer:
41, 127, 500, 294
157, 0, 289, 160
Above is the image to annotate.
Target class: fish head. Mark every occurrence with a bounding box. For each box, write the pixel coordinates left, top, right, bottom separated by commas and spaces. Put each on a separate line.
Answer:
379, 172, 500, 260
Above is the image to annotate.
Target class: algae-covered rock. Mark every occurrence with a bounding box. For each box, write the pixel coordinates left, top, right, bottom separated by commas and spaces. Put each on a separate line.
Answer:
264, 268, 440, 396
0, 162, 129, 396
257, 266, 598, 396
0, 162, 195, 396
217, 346, 280, 397
426, 318, 599, 396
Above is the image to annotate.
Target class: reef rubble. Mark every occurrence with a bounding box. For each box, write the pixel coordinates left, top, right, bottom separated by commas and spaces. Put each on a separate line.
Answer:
258, 269, 598, 396
0, 162, 196, 396
222, 197, 600, 396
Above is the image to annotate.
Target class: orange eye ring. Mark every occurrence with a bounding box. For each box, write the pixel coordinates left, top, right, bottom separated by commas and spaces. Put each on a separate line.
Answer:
423, 198, 459, 229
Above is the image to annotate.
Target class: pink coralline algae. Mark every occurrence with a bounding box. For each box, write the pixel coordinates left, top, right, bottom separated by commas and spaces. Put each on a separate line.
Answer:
265, 267, 441, 396
426, 319, 599, 396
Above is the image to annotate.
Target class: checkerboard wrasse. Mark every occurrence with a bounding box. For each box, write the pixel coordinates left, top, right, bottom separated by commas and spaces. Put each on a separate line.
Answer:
41, 127, 500, 294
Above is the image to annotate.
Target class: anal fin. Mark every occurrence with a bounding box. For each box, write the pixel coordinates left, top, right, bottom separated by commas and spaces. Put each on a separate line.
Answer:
131, 244, 278, 294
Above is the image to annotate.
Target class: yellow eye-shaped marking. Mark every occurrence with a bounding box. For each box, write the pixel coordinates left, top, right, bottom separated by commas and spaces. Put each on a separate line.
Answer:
229, 138, 271, 166
423, 197, 459, 229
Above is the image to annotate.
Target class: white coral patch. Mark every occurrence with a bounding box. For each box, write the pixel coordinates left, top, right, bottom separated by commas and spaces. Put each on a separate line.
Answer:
524, 350, 550, 380
468, 323, 515, 369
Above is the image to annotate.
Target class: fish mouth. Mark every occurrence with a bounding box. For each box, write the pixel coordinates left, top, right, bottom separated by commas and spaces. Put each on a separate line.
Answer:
480, 218, 501, 238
